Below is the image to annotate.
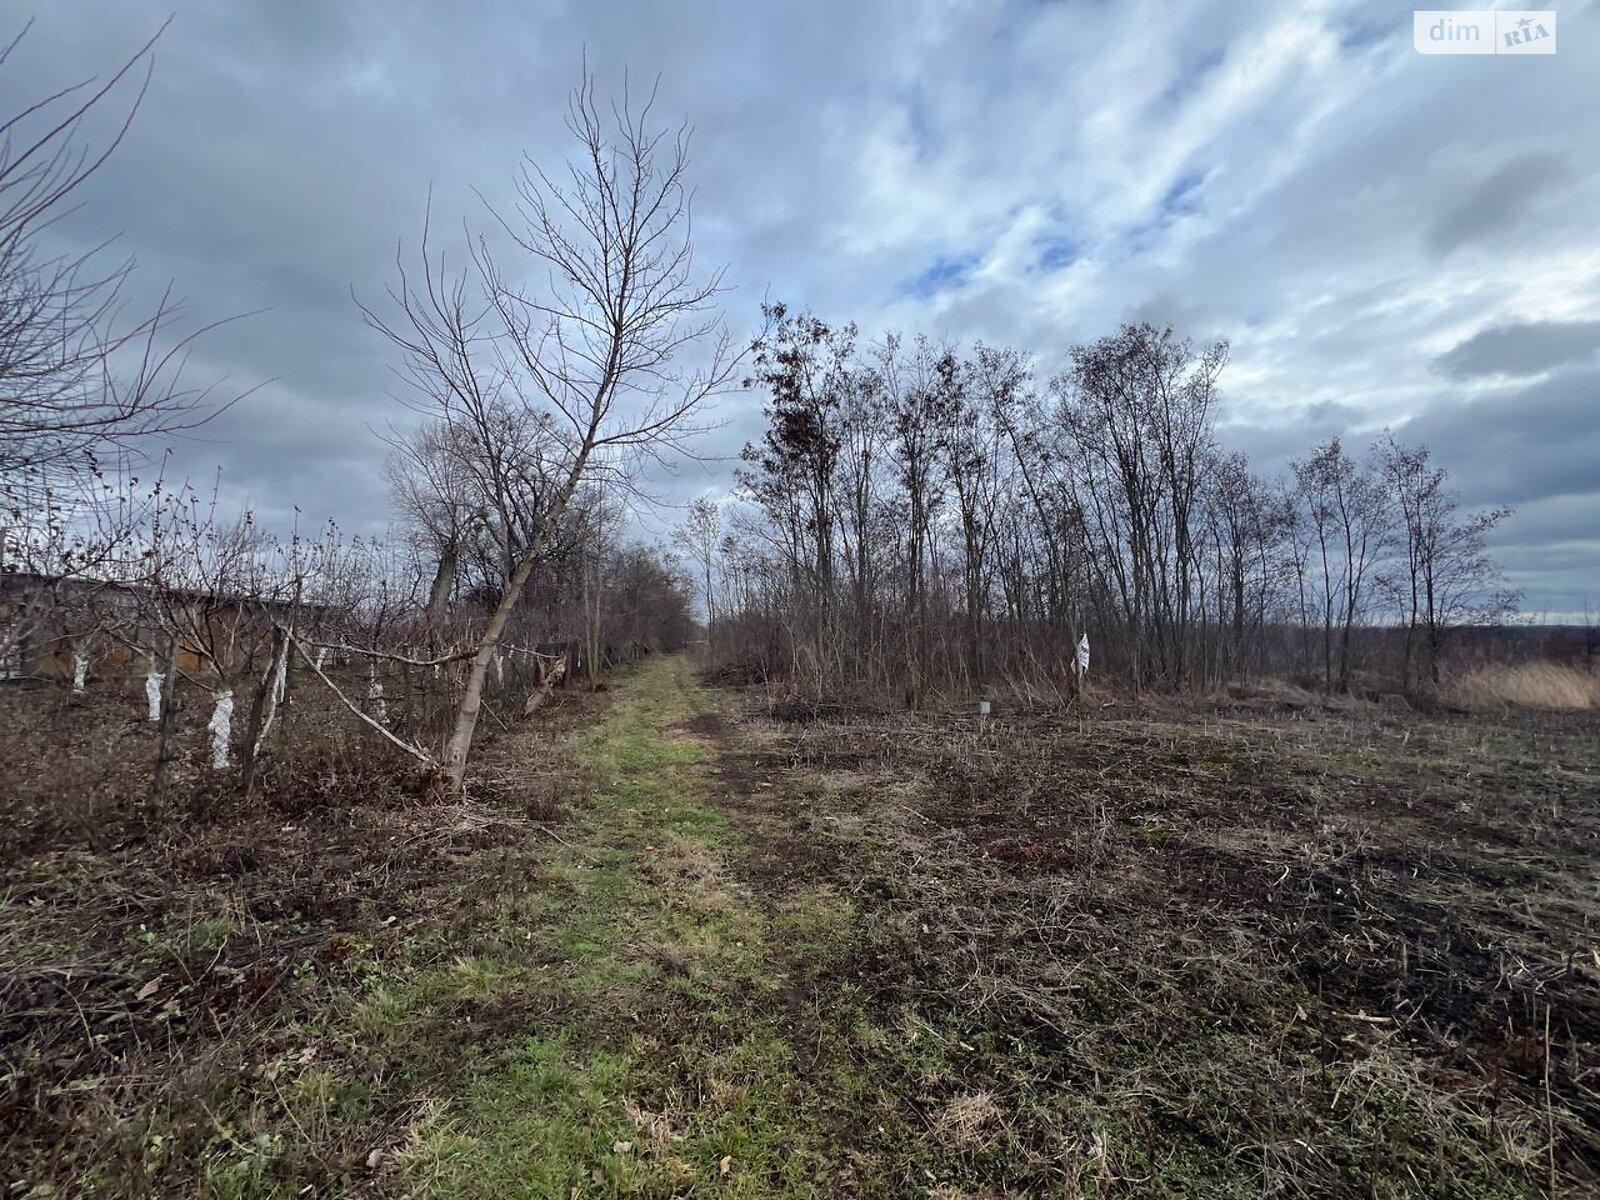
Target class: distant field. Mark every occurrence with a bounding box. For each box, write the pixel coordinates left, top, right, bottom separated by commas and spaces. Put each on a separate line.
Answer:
3, 660, 1595, 1197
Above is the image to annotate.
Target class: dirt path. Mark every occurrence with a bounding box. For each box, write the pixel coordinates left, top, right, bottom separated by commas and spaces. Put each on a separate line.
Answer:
381, 653, 899, 1198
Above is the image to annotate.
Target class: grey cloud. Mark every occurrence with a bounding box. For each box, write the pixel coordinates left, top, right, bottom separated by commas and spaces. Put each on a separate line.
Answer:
1434, 320, 1600, 379
1426, 152, 1574, 258
1397, 367, 1600, 509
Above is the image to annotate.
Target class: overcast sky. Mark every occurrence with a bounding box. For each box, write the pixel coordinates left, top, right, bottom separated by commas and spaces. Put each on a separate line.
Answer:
8, 1, 1598, 616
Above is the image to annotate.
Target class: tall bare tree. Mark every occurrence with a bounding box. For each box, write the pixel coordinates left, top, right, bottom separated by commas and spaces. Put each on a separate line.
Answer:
676, 496, 722, 650
1293, 438, 1392, 692
1376, 434, 1516, 689
362, 69, 737, 793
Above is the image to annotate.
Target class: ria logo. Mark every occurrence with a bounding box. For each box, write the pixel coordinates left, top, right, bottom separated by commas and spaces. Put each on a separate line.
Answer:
1413, 10, 1556, 54
1501, 13, 1553, 49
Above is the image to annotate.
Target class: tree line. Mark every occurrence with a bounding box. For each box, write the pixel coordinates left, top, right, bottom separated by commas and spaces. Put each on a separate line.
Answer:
685, 309, 1517, 701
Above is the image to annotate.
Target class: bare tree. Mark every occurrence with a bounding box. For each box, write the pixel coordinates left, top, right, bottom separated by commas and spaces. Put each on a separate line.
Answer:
382, 418, 482, 631
1055, 324, 1226, 688
676, 496, 722, 650
1292, 438, 1392, 692
882, 334, 955, 701
1376, 434, 1517, 689
942, 345, 1015, 686
1, 21, 254, 681
362, 69, 738, 793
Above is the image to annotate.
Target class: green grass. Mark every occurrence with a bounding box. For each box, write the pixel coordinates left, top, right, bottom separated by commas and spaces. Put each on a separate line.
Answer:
387, 655, 864, 1199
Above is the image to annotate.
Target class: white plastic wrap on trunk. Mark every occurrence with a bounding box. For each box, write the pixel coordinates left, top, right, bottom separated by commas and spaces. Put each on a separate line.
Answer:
272, 650, 287, 703
314, 647, 327, 670
145, 669, 163, 721
494, 652, 504, 685
1075, 633, 1091, 678
367, 663, 387, 724
72, 653, 89, 693
209, 690, 234, 769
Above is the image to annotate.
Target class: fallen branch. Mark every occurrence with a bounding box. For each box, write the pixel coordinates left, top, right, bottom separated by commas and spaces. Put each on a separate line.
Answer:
300, 640, 477, 669
285, 629, 437, 767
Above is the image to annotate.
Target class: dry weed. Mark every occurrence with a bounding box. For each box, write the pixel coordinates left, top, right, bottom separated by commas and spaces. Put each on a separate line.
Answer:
1450, 662, 1598, 710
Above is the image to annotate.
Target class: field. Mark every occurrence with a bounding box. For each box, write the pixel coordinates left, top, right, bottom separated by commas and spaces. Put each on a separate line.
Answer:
2, 657, 1596, 1197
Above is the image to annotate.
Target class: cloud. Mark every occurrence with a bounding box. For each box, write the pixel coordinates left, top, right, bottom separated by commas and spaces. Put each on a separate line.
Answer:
1396, 367, 1600, 509
1434, 319, 1600, 379
1426, 152, 1574, 259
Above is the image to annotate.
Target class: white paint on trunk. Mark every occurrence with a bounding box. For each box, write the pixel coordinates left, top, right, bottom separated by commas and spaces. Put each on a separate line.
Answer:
366, 663, 387, 724
272, 651, 287, 703
494, 652, 504, 685
145, 669, 163, 721
209, 690, 234, 769
314, 647, 327, 670
72, 653, 89, 693
1075, 633, 1091, 679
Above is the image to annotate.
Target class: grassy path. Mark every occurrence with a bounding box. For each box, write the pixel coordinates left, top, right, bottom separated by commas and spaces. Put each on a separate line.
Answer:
386, 654, 870, 1199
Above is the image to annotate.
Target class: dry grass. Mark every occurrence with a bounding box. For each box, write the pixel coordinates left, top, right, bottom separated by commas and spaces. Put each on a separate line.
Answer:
932, 1090, 1004, 1152
0, 676, 602, 1197
1450, 662, 1599, 710
722, 691, 1600, 1196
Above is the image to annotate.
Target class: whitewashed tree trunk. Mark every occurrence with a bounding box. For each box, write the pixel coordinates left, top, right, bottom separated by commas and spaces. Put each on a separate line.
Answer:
208, 690, 234, 769
145, 666, 163, 721
366, 663, 387, 724
72, 652, 89, 693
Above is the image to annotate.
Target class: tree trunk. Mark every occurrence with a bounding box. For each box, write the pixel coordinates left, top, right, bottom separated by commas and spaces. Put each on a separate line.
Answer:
240, 624, 289, 798
425, 541, 457, 630
151, 636, 181, 800
441, 553, 538, 793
